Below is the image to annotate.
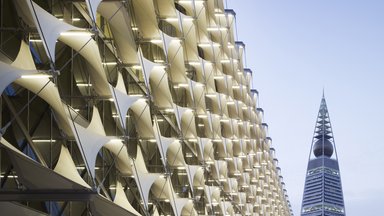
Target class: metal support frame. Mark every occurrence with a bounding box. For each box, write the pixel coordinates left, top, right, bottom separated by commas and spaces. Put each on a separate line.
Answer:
0, 190, 97, 201
2, 95, 48, 167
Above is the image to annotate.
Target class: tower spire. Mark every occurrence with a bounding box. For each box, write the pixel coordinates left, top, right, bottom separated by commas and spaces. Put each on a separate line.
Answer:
301, 94, 345, 216
322, 87, 325, 99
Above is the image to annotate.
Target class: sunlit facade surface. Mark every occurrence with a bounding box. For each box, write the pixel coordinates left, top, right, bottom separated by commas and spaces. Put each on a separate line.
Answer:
0, 0, 292, 215
301, 96, 345, 216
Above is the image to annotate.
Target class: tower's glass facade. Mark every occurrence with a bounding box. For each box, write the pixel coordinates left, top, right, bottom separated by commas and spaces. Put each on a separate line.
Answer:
301, 96, 345, 216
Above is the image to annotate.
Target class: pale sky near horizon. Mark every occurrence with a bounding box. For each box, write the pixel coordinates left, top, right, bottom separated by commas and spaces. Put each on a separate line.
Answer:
226, 0, 384, 215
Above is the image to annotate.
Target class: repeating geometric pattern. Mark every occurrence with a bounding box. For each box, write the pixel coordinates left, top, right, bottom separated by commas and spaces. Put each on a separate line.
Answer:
0, 0, 292, 215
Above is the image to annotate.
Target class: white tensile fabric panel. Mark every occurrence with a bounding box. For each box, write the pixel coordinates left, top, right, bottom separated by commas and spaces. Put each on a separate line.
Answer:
166, 140, 185, 168
228, 157, 239, 173
85, 0, 101, 22
133, 145, 149, 173
196, 138, 207, 161
59, 32, 110, 96
245, 203, 253, 215
90, 195, 138, 216
68, 107, 110, 179
153, 122, 175, 166
0, 61, 34, 95
189, 80, 206, 114
99, 2, 138, 64
238, 192, 247, 205
220, 201, 234, 216
242, 156, 251, 171
166, 38, 188, 84
156, 0, 177, 17
242, 172, 250, 186
225, 138, 234, 158
232, 157, 242, 173
234, 100, 240, 119
248, 156, 255, 170
138, 51, 156, 88
136, 173, 161, 209
210, 113, 222, 139
133, 147, 160, 209
0, 138, 89, 190
223, 178, 234, 193
233, 139, 242, 157
149, 68, 173, 109
197, 2, 213, 30
223, 75, 233, 98
227, 202, 235, 215
220, 201, 229, 215
151, 177, 172, 199
131, 0, 159, 38
179, 199, 198, 216
104, 140, 133, 176
218, 93, 229, 117
12, 41, 36, 70
186, 165, 203, 189
130, 100, 154, 138
115, 71, 127, 93
249, 185, 256, 196
160, 31, 173, 53
192, 167, 205, 188
202, 115, 213, 139
26, 1, 79, 62
180, 13, 199, 62
87, 107, 106, 135
152, 177, 182, 214
231, 120, 239, 138
180, 108, 197, 139
244, 123, 251, 139
113, 181, 141, 216
109, 84, 142, 128
238, 173, 246, 187
197, 138, 214, 163
204, 141, 214, 163
204, 185, 220, 205
251, 92, 258, 106
152, 206, 160, 216
231, 178, 239, 193
208, 94, 220, 116
173, 104, 192, 130
211, 161, 220, 181
215, 140, 227, 159
205, 111, 214, 135
227, 158, 236, 174
201, 60, 216, 91
54, 145, 91, 188
217, 160, 228, 180
172, 198, 190, 216
191, 61, 204, 83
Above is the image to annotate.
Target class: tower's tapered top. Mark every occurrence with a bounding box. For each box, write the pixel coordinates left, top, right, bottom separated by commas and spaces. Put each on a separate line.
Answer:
313, 95, 334, 158
301, 91, 345, 216
301, 93, 345, 216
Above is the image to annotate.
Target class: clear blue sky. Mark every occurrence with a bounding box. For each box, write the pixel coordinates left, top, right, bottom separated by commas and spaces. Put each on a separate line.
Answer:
227, 0, 384, 215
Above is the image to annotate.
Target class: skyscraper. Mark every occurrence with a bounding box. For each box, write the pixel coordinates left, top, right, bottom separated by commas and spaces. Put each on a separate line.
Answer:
0, 0, 292, 215
301, 95, 346, 216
